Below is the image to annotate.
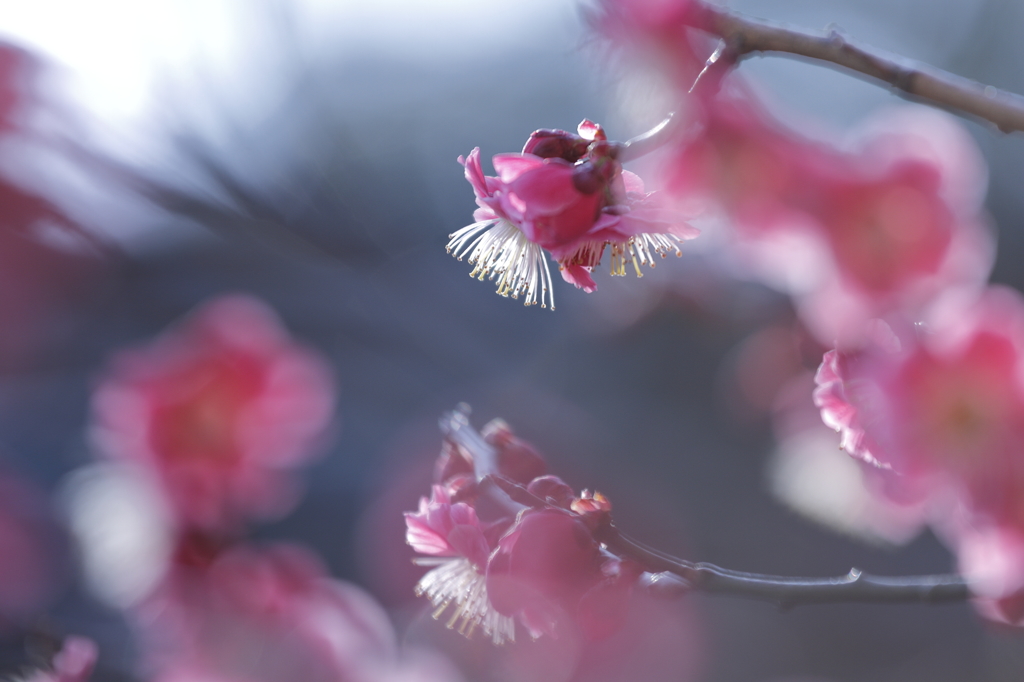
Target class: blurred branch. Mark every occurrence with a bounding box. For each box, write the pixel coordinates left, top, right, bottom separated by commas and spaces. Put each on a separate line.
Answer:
601, 525, 970, 608
690, 1, 1024, 133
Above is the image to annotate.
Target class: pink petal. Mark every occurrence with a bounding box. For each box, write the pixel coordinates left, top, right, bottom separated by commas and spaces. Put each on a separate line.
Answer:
620, 170, 646, 194
459, 148, 490, 200
560, 264, 598, 293
492, 153, 545, 183
508, 163, 580, 216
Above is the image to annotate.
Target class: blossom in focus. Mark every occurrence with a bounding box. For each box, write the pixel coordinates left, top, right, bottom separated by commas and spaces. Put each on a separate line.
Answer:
448, 120, 697, 309
91, 295, 335, 533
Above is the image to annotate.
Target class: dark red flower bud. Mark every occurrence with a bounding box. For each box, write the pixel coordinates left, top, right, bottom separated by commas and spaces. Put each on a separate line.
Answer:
522, 129, 590, 162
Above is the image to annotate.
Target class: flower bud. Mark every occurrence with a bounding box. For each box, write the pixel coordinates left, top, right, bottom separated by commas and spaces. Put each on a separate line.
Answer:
522, 128, 590, 162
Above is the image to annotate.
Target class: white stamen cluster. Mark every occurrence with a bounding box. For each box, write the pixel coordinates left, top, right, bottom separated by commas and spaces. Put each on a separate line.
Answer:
563, 232, 684, 279
447, 219, 556, 310
413, 557, 516, 645
608, 233, 684, 277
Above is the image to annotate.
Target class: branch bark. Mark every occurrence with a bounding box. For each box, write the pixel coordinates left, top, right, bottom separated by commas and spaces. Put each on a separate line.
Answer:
601, 525, 970, 608
686, 1, 1024, 134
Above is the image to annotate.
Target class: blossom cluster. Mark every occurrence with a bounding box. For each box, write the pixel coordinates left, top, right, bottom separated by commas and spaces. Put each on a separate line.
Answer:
586, 0, 1022, 626
405, 412, 644, 645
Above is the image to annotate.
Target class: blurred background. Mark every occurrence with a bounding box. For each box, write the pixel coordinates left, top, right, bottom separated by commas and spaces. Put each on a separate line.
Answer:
2, 0, 1024, 680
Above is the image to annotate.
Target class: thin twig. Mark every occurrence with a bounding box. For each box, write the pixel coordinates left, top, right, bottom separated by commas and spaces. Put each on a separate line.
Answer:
689, 1, 1024, 133
600, 525, 971, 609
617, 42, 738, 161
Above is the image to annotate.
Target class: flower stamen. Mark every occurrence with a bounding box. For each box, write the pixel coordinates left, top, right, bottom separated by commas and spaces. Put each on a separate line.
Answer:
413, 557, 516, 645
447, 219, 555, 310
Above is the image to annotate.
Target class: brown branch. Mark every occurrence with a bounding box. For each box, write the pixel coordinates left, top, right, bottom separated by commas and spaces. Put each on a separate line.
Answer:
600, 525, 970, 609
441, 407, 972, 609
688, 1, 1024, 133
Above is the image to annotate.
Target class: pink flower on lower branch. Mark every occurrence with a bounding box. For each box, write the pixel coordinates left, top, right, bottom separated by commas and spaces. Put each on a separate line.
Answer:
448, 120, 697, 309
405, 485, 515, 644
407, 411, 641, 644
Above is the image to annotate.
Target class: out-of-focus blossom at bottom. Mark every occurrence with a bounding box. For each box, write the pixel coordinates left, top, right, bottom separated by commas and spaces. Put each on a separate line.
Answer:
135, 543, 461, 682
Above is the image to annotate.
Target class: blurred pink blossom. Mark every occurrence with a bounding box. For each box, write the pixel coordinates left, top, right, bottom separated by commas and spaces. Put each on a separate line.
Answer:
668, 93, 993, 347
813, 288, 1024, 619
91, 295, 335, 533
589, 0, 706, 98
0, 42, 38, 135
794, 108, 993, 345
817, 290, 1024, 509
140, 543, 458, 682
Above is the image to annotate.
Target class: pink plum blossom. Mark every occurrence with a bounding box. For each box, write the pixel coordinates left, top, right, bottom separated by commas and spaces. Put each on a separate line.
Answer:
668, 92, 993, 347
91, 295, 335, 533
448, 120, 697, 309
815, 290, 1024, 507
406, 412, 643, 644
814, 288, 1024, 617
481, 419, 547, 485
405, 486, 490, 570
589, 0, 706, 99
405, 485, 516, 645
793, 108, 993, 345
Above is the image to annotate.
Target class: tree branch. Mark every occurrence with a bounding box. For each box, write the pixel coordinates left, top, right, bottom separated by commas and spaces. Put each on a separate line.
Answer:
688, 1, 1024, 134
600, 525, 970, 608
442, 407, 972, 609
